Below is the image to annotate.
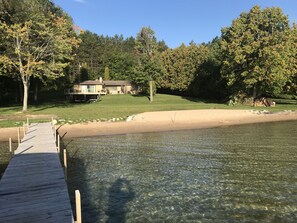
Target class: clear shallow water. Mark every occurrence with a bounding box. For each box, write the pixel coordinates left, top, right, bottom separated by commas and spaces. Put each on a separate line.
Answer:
60, 121, 297, 222
0, 141, 15, 179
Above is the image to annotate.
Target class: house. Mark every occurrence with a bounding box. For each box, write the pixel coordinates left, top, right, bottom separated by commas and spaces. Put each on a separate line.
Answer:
104, 80, 134, 94
65, 78, 136, 102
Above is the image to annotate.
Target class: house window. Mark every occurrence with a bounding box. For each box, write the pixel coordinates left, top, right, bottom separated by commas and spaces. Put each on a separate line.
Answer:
89, 85, 95, 93
81, 85, 87, 93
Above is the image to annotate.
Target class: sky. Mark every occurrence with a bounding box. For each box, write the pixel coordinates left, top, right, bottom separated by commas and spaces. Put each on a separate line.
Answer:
52, 0, 297, 48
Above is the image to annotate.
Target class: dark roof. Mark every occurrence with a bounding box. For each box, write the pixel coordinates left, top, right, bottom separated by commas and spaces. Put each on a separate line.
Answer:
80, 80, 102, 85
104, 80, 132, 86
79, 80, 132, 86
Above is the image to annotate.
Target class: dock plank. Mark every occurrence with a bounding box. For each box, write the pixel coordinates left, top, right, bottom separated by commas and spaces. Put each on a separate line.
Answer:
0, 122, 74, 223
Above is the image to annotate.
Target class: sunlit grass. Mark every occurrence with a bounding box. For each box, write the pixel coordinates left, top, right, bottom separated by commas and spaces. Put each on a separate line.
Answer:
0, 94, 296, 128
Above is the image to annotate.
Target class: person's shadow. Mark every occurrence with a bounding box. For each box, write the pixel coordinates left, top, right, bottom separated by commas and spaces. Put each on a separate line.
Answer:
106, 178, 135, 223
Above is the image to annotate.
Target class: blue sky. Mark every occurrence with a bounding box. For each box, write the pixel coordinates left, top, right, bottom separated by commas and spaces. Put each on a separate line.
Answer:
52, 0, 297, 48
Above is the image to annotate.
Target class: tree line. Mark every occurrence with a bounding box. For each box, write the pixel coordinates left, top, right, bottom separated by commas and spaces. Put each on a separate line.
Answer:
0, 1, 296, 111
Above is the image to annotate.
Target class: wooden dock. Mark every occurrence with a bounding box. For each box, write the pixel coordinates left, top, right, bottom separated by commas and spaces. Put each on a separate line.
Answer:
0, 122, 74, 223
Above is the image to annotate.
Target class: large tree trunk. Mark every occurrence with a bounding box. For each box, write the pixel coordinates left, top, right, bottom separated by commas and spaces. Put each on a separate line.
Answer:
23, 81, 29, 112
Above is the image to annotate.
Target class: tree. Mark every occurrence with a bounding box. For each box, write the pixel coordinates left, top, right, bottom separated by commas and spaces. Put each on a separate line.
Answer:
0, 0, 80, 111
135, 27, 158, 59
158, 43, 208, 94
221, 6, 296, 99
133, 26, 165, 98
74, 31, 101, 80
104, 66, 110, 80
189, 37, 228, 99
284, 22, 297, 96
73, 32, 137, 81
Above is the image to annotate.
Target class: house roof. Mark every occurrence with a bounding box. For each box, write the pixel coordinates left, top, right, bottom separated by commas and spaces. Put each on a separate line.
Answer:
79, 80, 132, 86
104, 80, 132, 86
80, 80, 102, 85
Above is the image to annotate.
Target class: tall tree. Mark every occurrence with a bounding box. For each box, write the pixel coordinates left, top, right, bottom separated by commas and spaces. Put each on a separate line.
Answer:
104, 66, 110, 80
133, 26, 165, 93
285, 22, 297, 96
135, 27, 158, 59
159, 43, 208, 93
74, 31, 101, 80
221, 6, 296, 98
189, 37, 228, 99
0, 0, 80, 111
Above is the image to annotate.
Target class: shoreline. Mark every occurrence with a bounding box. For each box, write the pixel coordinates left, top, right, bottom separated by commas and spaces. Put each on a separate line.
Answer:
1, 109, 297, 141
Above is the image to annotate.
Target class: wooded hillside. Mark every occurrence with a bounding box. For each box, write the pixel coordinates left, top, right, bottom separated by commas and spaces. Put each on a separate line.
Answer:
1, 2, 296, 109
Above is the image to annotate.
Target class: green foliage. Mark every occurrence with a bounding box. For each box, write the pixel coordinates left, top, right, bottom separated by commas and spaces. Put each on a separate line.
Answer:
135, 27, 158, 58
73, 31, 101, 80
0, 0, 80, 111
142, 81, 157, 96
73, 32, 137, 81
104, 66, 110, 80
1, 3, 296, 105
79, 63, 89, 82
132, 27, 166, 86
221, 5, 296, 98
189, 37, 228, 99
159, 43, 208, 93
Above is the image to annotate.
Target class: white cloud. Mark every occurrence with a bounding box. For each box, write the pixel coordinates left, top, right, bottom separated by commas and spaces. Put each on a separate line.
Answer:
74, 0, 86, 3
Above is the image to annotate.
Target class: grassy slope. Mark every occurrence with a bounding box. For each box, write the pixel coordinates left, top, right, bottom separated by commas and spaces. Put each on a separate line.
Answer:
0, 94, 296, 127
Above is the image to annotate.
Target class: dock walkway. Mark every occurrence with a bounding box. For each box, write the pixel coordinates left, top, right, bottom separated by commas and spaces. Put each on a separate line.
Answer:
0, 122, 74, 223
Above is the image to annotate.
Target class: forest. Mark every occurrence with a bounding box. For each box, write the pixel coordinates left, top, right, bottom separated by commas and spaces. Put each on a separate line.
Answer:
0, 0, 296, 111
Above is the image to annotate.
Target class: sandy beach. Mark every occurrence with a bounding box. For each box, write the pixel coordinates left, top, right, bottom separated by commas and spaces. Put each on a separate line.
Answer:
1, 109, 297, 141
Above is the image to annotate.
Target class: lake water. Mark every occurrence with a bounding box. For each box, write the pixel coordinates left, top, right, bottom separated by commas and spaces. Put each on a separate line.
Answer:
0, 121, 296, 222
63, 121, 297, 223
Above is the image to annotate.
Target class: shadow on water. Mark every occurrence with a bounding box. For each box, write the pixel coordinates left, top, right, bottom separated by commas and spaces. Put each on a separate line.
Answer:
106, 178, 135, 223
62, 138, 135, 223
64, 142, 104, 223
0, 163, 9, 180
63, 146, 97, 222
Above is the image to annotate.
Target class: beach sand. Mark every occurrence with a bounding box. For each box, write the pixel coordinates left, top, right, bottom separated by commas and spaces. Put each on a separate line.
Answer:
1, 109, 297, 142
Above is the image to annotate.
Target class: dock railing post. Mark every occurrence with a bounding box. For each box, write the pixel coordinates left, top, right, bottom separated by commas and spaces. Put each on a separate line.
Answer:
17, 128, 20, 146
54, 125, 57, 143
75, 190, 82, 223
9, 137, 12, 154
63, 149, 67, 180
57, 134, 60, 153
23, 122, 26, 137
26, 121, 29, 133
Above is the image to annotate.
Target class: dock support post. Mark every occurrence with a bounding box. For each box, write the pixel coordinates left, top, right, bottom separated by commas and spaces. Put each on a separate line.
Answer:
54, 125, 57, 142
26, 122, 29, 133
17, 128, 20, 146
23, 122, 26, 136
57, 134, 60, 153
63, 149, 67, 180
75, 190, 82, 223
9, 138, 12, 154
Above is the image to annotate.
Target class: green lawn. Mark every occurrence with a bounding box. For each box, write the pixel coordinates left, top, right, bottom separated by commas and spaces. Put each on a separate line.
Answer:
0, 94, 296, 128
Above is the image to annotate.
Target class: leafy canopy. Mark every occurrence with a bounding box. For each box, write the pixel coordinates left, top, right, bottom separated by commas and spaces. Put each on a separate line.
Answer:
221, 5, 296, 97
0, 0, 80, 111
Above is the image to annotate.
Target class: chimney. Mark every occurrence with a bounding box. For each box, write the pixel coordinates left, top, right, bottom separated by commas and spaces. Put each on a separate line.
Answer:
99, 77, 103, 83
